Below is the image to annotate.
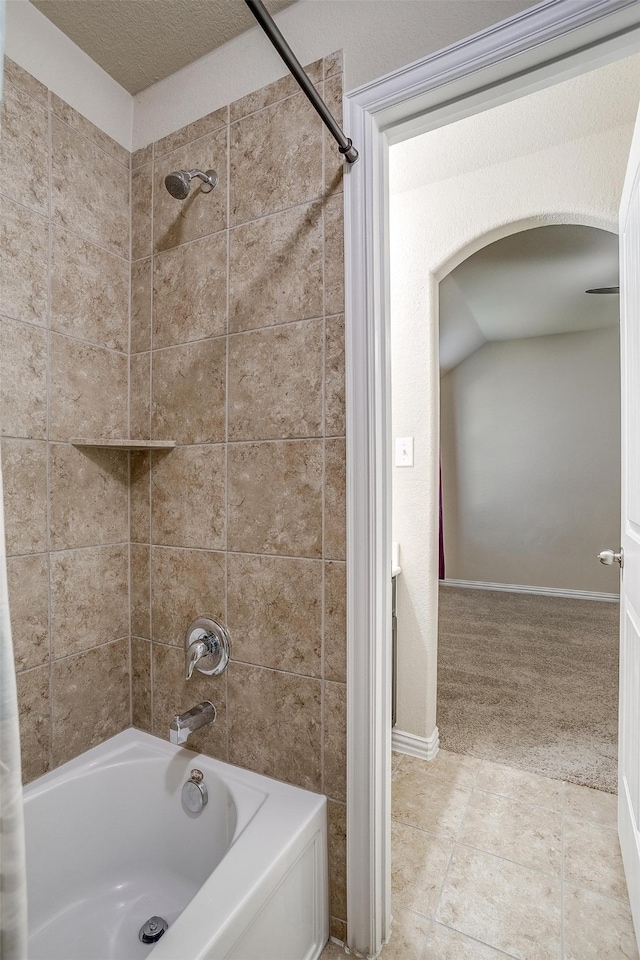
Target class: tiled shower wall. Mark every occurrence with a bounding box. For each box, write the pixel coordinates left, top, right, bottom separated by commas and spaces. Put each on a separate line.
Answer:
1, 58, 132, 782
128, 53, 347, 937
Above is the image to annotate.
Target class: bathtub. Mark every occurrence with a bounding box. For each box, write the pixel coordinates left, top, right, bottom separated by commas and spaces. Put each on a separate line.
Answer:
23, 729, 328, 960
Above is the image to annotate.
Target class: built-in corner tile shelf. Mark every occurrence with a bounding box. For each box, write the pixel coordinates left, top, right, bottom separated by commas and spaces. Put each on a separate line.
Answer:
71, 439, 176, 451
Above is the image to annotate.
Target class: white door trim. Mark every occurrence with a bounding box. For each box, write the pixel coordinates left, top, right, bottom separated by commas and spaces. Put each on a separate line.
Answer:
343, 1, 640, 955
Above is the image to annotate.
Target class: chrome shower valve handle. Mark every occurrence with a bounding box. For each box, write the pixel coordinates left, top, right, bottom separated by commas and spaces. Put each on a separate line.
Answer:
184, 616, 231, 679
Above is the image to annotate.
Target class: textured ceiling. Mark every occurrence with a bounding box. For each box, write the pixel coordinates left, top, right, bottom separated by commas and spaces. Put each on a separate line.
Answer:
30, 0, 297, 94
439, 225, 619, 373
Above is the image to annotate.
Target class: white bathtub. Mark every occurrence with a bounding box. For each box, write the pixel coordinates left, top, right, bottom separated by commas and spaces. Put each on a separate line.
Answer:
23, 729, 328, 960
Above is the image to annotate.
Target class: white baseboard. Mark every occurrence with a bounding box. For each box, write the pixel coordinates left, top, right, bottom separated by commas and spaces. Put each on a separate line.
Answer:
440, 578, 619, 603
392, 727, 440, 761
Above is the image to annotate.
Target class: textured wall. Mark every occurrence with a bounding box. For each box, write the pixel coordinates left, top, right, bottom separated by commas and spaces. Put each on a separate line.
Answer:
440, 327, 621, 592
1, 58, 132, 782
128, 54, 347, 938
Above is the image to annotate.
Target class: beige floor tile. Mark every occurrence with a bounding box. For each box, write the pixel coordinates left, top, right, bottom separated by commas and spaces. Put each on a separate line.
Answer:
392, 750, 404, 774
436, 845, 562, 960
425, 922, 518, 958
477, 759, 565, 812
563, 817, 629, 902
564, 781, 617, 828
459, 790, 562, 876
391, 820, 454, 916
392, 755, 472, 838
380, 908, 431, 960
422, 749, 482, 789
564, 884, 639, 960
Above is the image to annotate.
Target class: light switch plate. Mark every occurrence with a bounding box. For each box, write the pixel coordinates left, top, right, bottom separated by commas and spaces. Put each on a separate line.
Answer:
395, 437, 414, 467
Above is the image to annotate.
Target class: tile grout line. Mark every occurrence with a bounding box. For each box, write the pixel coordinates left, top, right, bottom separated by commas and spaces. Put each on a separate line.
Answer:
127, 139, 134, 730
224, 105, 231, 764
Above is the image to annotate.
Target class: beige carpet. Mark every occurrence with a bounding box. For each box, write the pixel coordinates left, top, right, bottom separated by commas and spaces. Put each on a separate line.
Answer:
437, 585, 619, 793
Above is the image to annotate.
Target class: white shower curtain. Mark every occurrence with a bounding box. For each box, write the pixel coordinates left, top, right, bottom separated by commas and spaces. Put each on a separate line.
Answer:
0, 452, 28, 959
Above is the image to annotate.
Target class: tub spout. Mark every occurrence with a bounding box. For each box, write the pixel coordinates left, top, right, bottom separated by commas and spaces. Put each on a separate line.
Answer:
170, 701, 216, 746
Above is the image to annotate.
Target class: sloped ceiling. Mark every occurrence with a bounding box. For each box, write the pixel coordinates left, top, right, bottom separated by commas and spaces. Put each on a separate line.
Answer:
439, 225, 619, 374
29, 0, 297, 94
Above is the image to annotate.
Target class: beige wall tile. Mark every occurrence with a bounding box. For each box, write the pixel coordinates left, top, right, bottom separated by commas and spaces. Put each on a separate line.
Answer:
3, 57, 47, 105
131, 543, 151, 639
154, 105, 228, 158
0, 317, 47, 439
563, 884, 639, 960
327, 800, 347, 922
151, 444, 225, 549
230, 94, 322, 225
0, 78, 49, 214
227, 553, 321, 675
153, 231, 228, 347
132, 637, 152, 732
49, 444, 128, 550
324, 193, 345, 317
132, 162, 153, 261
131, 258, 152, 353
325, 315, 345, 437
51, 227, 129, 351
324, 561, 346, 683
152, 339, 226, 443
130, 452, 151, 543
228, 662, 322, 790
154, 128, 228, 253
323, 75, 344, 198
151, 546, 225, 645
51, 545, 128, 658
8, 553, 49, 672
436, 845, 561, 960
230, 61, 322, 123
391, 820, 454, 916
152, 642, 227, 759
329, 919, 347, 944
132, 144, 153, 169
228, 440, 323, 557
324, 680, 346, 801
325, 438, 346, 561
51, 94, 130, 168
229, 202, 323, 333
17, 665, 51, 783
229, 319, 323, 441
130, 352, 151, 440
0, 195, 48, 325
52, 638, 130, 766
324, 51, 343, 80
2, 438, 47, 555
51, 117, 129, 259
50, 334, 128, 441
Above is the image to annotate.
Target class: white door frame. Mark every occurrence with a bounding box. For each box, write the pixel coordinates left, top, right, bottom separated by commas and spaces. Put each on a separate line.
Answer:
343, 1, 640, 955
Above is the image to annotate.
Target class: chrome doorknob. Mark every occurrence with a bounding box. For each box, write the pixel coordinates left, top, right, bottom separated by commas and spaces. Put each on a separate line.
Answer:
598, 548, 624, 567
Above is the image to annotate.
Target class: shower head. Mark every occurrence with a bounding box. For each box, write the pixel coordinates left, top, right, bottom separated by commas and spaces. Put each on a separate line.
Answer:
164, 168, 218, 200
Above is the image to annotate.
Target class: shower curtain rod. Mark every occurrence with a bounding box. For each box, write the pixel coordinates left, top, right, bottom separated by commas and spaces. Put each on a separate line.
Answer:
244, 0, 359, 163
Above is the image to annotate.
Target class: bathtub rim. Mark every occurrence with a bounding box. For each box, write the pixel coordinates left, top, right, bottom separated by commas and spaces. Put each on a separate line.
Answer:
23, 727, 329, 960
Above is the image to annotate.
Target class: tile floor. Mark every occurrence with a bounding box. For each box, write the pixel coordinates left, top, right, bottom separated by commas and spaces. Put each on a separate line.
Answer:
321, 750, 638, 960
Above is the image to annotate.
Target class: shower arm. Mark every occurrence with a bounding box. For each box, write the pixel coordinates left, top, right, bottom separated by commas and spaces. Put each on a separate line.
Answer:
244, 0, 359, 164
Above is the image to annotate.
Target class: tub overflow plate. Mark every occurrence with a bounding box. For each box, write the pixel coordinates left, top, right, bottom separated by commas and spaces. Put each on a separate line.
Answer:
139, 916, 168, 944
